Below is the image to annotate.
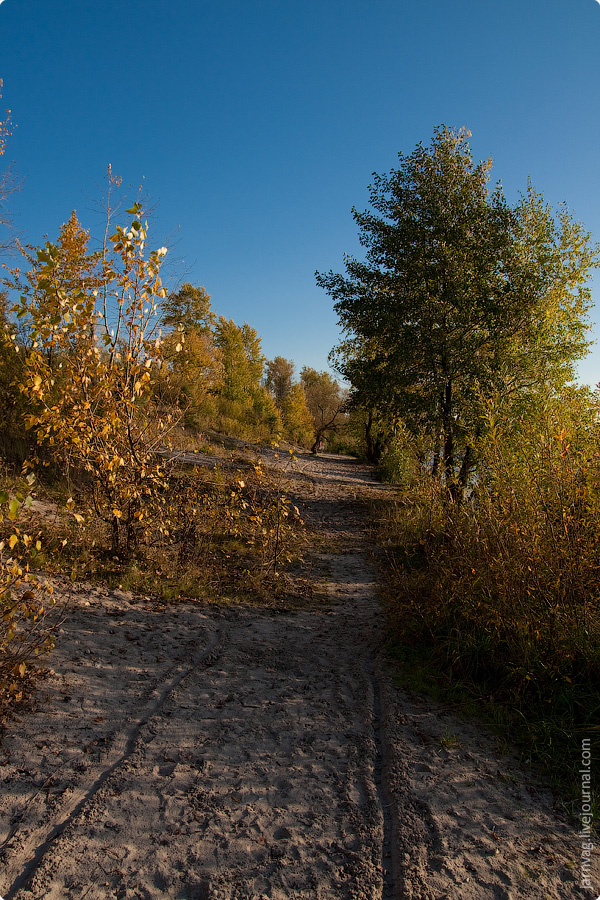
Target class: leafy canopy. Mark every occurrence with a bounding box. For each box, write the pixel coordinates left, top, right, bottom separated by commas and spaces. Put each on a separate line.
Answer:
317, 126, 598, 481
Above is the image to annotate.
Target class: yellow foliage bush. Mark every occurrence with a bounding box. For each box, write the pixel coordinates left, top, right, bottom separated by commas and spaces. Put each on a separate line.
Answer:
378, 393, 600, 796
0, 475, 56, 710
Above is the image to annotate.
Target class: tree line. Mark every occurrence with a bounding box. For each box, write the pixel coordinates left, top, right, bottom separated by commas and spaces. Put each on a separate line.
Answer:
0, 208, 347, 465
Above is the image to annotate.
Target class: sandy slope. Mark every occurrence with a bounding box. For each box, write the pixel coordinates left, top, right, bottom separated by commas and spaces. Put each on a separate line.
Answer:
0, 452, 596, 899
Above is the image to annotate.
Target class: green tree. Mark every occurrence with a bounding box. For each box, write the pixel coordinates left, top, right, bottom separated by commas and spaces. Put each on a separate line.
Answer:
265, 356, 295, 406
215, 318, 265, 403
213, 318, 280, 438
280, 382, 314, 446
317, 126, 598, 484
161, 282, 214, 333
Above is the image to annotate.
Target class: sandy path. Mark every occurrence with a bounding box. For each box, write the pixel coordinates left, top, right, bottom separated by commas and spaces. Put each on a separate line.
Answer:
0, 452, 596, 899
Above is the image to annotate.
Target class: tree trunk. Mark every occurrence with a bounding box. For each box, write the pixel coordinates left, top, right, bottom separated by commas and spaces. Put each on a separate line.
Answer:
431, 428, 442, 477
364, 409, 389, 463
458, 443, 475, 492
111, 515, 120, 555
441, 378, 454, 486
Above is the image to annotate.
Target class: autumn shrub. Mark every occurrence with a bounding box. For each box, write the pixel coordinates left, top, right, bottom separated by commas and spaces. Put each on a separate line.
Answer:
0, 474, 58, 712
378, 394, 600, 799
0, 293, 32, 465
11, 203, 183, 557
162, 459, 301, 582
34, 456, 304, 603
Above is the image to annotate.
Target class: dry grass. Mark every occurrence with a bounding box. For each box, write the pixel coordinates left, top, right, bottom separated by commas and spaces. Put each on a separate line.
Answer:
376, 405, 600, 807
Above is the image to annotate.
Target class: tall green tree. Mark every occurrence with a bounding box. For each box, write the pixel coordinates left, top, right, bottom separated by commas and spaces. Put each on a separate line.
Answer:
213, 318, 280, 437
214, 318, 265, 404
161, 282, 214, 334
317, 126, 598, 483
265, 356, 295, 406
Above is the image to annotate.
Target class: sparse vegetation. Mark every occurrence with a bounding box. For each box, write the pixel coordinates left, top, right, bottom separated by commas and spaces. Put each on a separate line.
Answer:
24, 454, 304, 605
0, 472, 58, 712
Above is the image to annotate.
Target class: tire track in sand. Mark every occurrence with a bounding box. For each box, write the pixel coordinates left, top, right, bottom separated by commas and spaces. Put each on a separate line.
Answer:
3, 629, 221, 899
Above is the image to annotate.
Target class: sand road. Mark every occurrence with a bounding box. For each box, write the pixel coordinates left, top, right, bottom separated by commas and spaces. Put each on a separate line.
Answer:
0, 452, 595, 899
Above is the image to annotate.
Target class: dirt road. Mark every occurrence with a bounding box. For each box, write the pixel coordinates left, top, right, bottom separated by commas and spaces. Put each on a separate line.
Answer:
0, 453, 595, 899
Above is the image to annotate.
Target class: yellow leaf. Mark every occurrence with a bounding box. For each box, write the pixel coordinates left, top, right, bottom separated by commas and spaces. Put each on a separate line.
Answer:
8, 534, 18, 550
112, 509, 122, 519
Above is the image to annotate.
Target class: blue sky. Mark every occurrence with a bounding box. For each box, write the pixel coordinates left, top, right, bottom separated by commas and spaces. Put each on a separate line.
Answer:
1, 0, 600, 383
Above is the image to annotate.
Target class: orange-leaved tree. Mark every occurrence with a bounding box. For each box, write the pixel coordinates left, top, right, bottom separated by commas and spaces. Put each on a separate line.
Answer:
15, 202, 177, 555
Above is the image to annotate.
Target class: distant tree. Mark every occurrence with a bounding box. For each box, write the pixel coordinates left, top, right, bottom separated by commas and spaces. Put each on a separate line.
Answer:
318, 126, 599, 486
300, 366, 346, 454
158, 283, 223, 423
213, 317, 280, 438
265, 356, 295, 406
161, 282, 214, 333
214, 318, 265, 403
280, 383, 314, 447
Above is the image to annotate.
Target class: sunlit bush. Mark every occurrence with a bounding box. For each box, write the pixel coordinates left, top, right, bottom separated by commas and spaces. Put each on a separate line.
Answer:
378, 390, 600, 795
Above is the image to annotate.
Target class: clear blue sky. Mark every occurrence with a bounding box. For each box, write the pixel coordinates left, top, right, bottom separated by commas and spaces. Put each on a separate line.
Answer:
1, 0, 600, 383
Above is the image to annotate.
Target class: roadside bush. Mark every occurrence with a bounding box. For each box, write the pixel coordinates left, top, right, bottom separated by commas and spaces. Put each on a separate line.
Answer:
0, 474, 57, 711
377, 431, 420, 486
378, 394, 600, 800
33, 456, 304, 604
14, 205, 178, 557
